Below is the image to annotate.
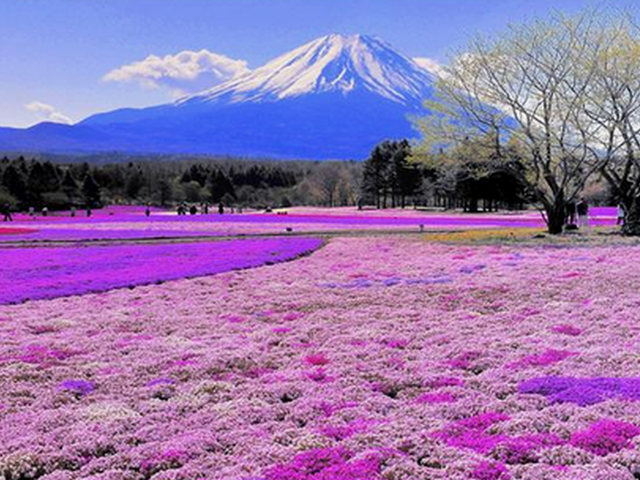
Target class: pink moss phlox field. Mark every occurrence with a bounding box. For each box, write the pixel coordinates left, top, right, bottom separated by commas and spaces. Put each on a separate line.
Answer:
2, 237, 640, 479
0, 237, 322, 304
2, 205, 619, 242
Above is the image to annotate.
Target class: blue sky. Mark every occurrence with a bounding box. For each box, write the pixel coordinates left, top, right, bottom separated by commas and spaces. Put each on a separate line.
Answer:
1, 0, 636, 127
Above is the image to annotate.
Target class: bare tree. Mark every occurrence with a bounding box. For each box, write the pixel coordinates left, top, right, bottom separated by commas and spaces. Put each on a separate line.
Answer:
414, 10, 612, 233
311, 162, 343, 207
581, 15, 640, 235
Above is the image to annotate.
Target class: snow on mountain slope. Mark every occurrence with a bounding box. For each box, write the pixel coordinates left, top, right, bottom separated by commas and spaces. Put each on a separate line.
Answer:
2, 34, 436, 159
179, 34, 434, 107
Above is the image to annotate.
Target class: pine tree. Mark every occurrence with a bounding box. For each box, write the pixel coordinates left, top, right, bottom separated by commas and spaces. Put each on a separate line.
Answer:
61, 170, 79, 203
207, 169, 235, 203
2, 165, 27, 202
82, 174, 101, 207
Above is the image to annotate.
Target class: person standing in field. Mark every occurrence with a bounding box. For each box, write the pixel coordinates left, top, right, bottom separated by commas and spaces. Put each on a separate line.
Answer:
42, 206, 48, 217
576, 198, 589, 229
2, 203, 12, 222
617, 202, 626, 226
28, 206, 35, 219
565, 201, 576, 225
70, 206, 76, 217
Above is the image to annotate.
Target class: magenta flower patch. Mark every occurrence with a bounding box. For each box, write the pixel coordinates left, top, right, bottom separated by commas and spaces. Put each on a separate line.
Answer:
424, 376, 465, 389
415, 392, 456, 404
492, 434, 564, 464
508, 349, 577, 370
570, 419, 640, 456
471, 461, 511, 480
448, 350, 483, 370
305, 353, 330, 366
263, 447, 382, 480
18, 344, 82, 367
432, 412, 510, 454
550, 324, 583, 336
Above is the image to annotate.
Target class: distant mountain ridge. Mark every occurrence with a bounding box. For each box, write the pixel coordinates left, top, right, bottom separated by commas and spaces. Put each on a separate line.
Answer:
0, 34, 435, 159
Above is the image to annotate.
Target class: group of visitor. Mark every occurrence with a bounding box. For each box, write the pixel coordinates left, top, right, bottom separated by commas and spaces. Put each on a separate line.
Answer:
176, 202, 228, 216
565, 198, 590, 229
565, 197, 629, 230
2, 204, 94, 221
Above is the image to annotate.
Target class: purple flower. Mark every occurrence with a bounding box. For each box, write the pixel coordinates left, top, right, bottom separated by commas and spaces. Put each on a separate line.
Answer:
58, 379, 96, 396
519, 376, 640, 406
0, 237, 322, 305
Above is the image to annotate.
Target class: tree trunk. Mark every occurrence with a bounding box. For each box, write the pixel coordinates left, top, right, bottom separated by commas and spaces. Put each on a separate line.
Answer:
545, 200, 566, 235
623, 197, 640, 236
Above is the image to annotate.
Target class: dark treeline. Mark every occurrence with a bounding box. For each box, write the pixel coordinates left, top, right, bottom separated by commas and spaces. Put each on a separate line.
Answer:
0, 155, 362, 211
1, 143, 537, 213
360, 139, 529, 211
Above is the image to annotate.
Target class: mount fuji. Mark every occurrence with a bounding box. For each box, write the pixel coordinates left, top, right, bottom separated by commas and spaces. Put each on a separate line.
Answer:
0, 34, 436, 159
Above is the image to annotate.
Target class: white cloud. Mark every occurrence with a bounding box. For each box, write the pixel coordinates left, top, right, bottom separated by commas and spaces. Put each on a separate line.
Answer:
103, 49, 250, 96
413, 57, 447, 78
25, 102, 72, 124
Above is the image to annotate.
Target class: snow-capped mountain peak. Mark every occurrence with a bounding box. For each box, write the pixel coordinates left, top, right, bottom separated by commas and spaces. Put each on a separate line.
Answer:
179, 33, 434, 106
6, 34, 438, 159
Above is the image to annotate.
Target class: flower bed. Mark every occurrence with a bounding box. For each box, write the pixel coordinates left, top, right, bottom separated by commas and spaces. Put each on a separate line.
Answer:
1, 206, 619, 243
0, 227, 37, 235
0, 237, 322, 304
1, 237, 640, 479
